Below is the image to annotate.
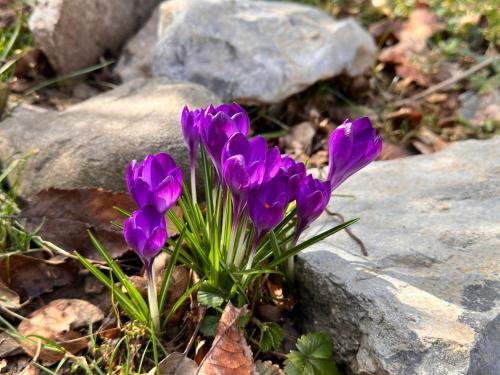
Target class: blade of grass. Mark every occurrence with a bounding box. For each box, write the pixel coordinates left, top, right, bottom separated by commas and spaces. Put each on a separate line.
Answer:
75, 252, 146, 323
24, 60, 114, 95
88, 231, 149, 318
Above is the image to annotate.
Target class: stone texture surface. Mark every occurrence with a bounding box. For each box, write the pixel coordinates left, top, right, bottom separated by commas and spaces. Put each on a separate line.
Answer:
116, 8, 159, 82
0, 79, 218, 197
297, 137, 500, 375
29, 0, 157, 73
118, 0, 376, 103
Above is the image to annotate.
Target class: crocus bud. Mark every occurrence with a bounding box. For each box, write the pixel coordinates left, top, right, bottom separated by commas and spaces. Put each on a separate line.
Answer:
277, 155, 306, 202
296, 175, 331, 236
124, 206, 167, 267
221, 133, 280, 223
126, 152, 183, 214
248, 175, 289, 245
327, 117, 382, 190
201, 103, 250, 176
181, 105, 204, 170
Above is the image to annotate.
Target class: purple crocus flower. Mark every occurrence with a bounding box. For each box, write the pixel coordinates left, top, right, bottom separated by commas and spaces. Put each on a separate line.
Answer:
123, 205, 167, 268
327, 117, 382, 190
221, 133, 280, 224
277, 155, 306, 202
296, 175, 331, 237
248, 175, 289, 247
181, 105, 204, 171
126, 152, 183, 214
201, 103, 250, 176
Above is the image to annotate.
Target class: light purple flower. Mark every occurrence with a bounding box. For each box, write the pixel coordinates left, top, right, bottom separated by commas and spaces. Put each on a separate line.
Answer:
296, 175, 331, 236
126, 152, 183, 214
201, 103, 250, 176
181, 105, 204, 170
124, 206, 167, 267
221, 133, 280, 223
248, 175, 289, 245
277, 155, 306, 202
327, 117, 382, 190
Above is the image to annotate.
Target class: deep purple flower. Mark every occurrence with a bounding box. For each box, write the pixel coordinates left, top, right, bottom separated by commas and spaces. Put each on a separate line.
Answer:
277, 155, 306, 202
327, 117, 382, 190
181, 105, 204, 170
201, 103, 250, 176
248, 175, 289, 245
124, 206, 167, 267
296, 175, 331, 236
221, 133, 280, 223
126, 152, 183, 214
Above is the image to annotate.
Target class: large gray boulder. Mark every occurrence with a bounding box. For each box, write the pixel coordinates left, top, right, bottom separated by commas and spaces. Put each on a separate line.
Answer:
29, 0, 157, 73
0, 79, 218, 197
297, 137, 500, 374
118, 0, 376, 103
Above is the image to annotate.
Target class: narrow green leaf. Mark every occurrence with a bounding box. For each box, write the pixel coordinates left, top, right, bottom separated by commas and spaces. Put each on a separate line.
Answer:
88, 231, 149, 318
266, 219, 358, 269
158, 229, 185, 311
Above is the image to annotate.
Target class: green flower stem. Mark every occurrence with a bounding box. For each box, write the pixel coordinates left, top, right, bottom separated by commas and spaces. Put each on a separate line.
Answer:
232, 215, 248, 267
190, 167, 197, 205
146, 264, 160, 332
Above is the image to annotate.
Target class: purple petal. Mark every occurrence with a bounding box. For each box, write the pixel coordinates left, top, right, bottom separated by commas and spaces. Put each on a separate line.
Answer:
151, 175, 182, 213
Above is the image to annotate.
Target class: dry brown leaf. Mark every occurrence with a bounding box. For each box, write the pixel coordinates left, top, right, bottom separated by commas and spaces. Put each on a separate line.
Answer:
23, 188, 181, 261
18, 299, 104, 364
23, 188, 136, 260
0, 255, 77, 300
0, 332, 22, 358
386, 106, 423, 125
255, 360, 285, 375
378, 142, 412, 160
198, 303, 256, 375
379, 7, 444, 86
411, 127, 448, 154
148, 352, 198, 375
0, 280, 21, 309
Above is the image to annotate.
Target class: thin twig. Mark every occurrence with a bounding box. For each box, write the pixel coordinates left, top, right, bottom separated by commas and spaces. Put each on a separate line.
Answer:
395, 55, 498, 106
326, 209, 368, 256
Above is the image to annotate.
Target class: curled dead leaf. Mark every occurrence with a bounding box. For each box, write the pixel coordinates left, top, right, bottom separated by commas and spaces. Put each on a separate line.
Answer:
18, 299, 104, 364
198, 303, 256, 375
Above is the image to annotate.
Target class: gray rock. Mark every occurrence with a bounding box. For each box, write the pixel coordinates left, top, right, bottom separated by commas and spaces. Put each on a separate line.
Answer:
115, 8, 159, 82
297, 137, 500, 374
119, 0, 376, 103
0, 79, 218, 197
29, 0, 157, 74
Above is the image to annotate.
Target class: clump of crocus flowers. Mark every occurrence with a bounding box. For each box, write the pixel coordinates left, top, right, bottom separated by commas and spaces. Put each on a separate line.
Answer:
123, 102, 381, 330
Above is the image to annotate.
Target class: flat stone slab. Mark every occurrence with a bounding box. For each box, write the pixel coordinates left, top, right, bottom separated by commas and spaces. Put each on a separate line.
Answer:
297, 137, 500, 375
0, 79, 218, 197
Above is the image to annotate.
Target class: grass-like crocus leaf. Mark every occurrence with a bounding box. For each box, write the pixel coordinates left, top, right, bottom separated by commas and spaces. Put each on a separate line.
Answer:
265, 218, 359, 270
284, 332, 338, 375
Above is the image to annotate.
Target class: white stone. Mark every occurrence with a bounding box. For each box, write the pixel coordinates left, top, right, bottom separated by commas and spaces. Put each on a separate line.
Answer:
118, 0, 376, 103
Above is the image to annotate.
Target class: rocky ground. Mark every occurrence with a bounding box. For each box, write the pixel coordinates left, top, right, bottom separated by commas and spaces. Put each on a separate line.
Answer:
0, 0, 499, 374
